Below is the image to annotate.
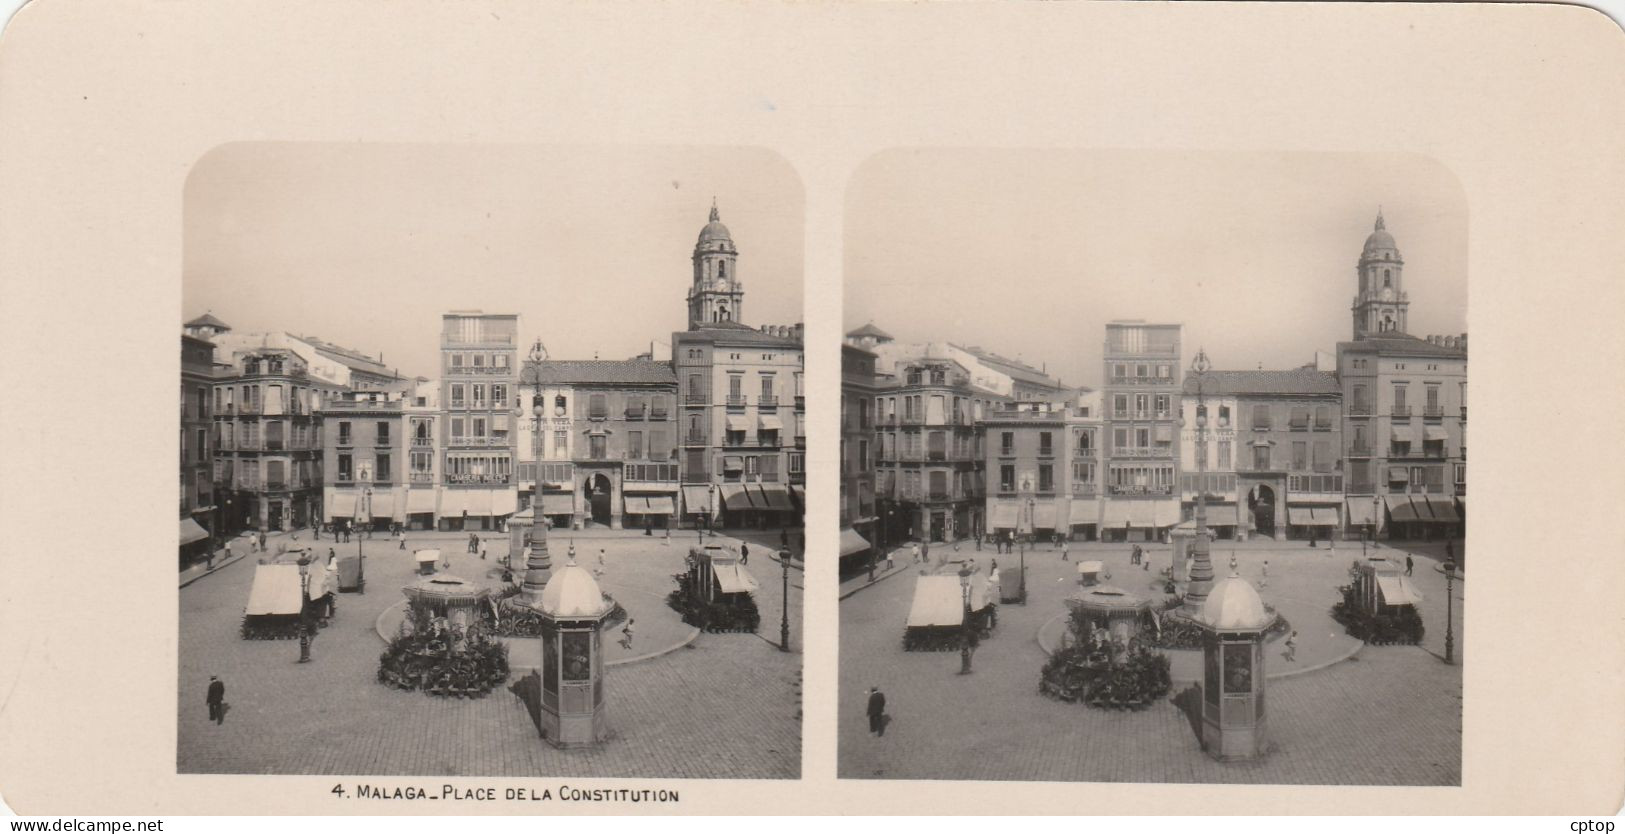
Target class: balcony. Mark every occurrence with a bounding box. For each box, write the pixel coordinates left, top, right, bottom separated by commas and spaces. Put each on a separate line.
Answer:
795, 435, 806, 449
758, 437, 782, 448
685, 393, 709, 405
265, 440, 285, 451
410, 472, 435, 484
999, 447, 1015, 457
927, 491, 953, 502
758, 396, 779, 408
1072, 485, 1097, 499
1252, 420, 1273, 431
445, 365, 512, 376
1038, 447, 1054, 458
726, 395, 748, 407
1423, 405, 1444, 418
1348, 404, 1373, 417
795, 396, 805, 410
624, 407, 646, 420
336, 435, 353, 447
650, 408, 669, 420
449, 436, 508, 447
266, 481, 287, 491
1348, 482, 1375, 495
1460, 406, 1467, 421
1288, 418, 1309, 430
412, 437, 433, 448
1392, 405, 1412, 418
927, 452, 947, 462
1350, 443, 1373, 456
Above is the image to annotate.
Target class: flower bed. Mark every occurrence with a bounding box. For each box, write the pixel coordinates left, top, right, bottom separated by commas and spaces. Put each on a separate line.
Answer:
1039, 642, 1172, 709
486, 586, 627, 637
377, 601, 510, 697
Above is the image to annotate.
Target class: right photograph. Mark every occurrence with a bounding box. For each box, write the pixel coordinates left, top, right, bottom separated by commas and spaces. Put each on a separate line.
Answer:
838, 149, 1466, 785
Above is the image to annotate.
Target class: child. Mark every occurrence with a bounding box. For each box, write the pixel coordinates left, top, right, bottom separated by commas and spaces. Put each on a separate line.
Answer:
1283, 630, 1298, 662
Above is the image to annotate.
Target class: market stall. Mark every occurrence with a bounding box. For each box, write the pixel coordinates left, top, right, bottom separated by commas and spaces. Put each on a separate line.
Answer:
903, 571, 995, 652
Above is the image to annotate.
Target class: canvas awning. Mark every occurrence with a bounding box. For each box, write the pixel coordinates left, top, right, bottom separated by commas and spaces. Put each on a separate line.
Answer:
788, 485, 804, 508
463, 490, 493, 516
1390, 425, 1414, 442
1416, 497, 1461, 523
722, 455, 745, 471
368, 492, 396, 519
415, 549, 441, 564
720, 483, 755, 510
644, 495, 676, 514
1152, 499, 1182, 528
1102, 500, 1159, 528
328, 491, 357, 517
1287, 505, 1339, 526
406, 490, 437, 514
491, 490, 518, 517
906, 575, 989, 627
839, 527, 872, 558
245, 565, 305, 616
1388, 467, 1410, 482
541, 492, 575, 516
1386, 496, 1427, 523
1346, 499, 1380, 527
756, 485, 795, 511
1032, 502, 1059, 529
989, 502, 1019, 529
680, 485, 713, 515
179, 518, 209, 546
726, 415, 752, 431
1424, 425, 1449, 441
438, 490, 465, 516
623, 495, 651, 513
758, 415, 784, 431
1375, 573, 1425, 606
713, 561, 760, 594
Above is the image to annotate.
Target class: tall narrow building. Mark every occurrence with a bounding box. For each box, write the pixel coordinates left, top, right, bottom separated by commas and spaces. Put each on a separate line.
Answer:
1100, 321, 1183, 542
438, 312, 520, 531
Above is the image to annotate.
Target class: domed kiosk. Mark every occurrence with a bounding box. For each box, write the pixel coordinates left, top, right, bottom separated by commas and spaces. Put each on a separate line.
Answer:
1199, 571, 1273, 761
518, 558, 615, 748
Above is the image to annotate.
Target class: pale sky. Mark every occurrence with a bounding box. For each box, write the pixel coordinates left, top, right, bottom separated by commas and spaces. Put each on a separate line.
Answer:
844, 149, 1468, 387
184, 143, 804, 377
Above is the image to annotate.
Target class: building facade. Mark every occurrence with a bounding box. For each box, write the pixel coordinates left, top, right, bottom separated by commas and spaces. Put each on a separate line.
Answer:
1338, 215, 1467, 541
672, 206, 806, 530
1182, 369, 1343, 541
322, 387, 411, 533
840, 342, 879, 569
180, 334, 217, 564
520, 359, 679, 531
212, 348, 336, 534
873, 358, 1001, 544
438, 312, 520, 531
982, 389, 1104, 543
1101, 321, 1184, 542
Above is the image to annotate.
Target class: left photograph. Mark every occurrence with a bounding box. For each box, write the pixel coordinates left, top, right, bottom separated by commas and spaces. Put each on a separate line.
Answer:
177, 143, 805, 778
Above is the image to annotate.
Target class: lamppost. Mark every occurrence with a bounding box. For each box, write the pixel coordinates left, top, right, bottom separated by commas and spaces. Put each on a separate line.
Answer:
779, 548, 792, 652
296, 554, 313, 663
356, 486, 371, 594
1443, 558, 1456, 664
1183, 348, 1217, 613
1020, 477, 1033, 604
958, 563, 974, 674
1372, 494, 1381, 547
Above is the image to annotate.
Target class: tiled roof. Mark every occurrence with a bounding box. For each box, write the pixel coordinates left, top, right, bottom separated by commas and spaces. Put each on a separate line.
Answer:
846, 322, 893, 340
1183, 368, 1341, 396
1340, 333, 1467, 358
526, 359, 677, 386
953, 344, 1066, 389
185, 312, 231, 330
676, 327, 802, 348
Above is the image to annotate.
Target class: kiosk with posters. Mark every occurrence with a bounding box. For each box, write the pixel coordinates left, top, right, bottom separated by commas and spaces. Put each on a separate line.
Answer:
670, 545, 761, 632
1333, 556, 1426, 644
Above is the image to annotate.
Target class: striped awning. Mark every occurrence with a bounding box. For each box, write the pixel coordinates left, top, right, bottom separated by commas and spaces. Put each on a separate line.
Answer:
645, 495, 676, 514
720, 483, 755, 510
1287, 505, 1339, 526
1385, 496, 1427, 523
755, 485, 795, 511
840, 527, 871, 558
1424, 425, 1449, 441
179, 518, 209, 546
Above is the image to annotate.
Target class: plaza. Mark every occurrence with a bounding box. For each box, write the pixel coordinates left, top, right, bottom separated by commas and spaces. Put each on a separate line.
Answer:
839, 538, 1462, 784
179, 526, 802, 778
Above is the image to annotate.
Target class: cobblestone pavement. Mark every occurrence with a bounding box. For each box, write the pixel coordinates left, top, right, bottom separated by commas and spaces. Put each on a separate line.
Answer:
179, 529, 801, 778
839, 540, 1461, 784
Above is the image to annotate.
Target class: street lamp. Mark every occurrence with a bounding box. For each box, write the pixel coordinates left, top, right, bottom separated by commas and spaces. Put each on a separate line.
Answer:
778, 548, 793, 652
1183, 348, 1217, 612
296, 554, 313, 663
1019, 477, 1033, 604
356, 486, 370, 594
958, 564, 974, 674
1443, 559, 1457, 664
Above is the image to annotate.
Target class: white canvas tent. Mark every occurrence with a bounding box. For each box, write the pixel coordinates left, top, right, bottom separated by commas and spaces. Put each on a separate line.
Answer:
906, 574, 989, 628
244, 564, 306, 616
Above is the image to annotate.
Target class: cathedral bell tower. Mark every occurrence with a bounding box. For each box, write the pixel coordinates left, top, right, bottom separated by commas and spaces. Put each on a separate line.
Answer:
1351, 210, 1409, 339
687, 200, 744, 330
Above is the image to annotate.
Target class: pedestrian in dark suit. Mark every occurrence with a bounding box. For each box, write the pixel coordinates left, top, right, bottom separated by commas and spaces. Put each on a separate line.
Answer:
1405, 555, 1414, 576
867, 686, 887, 736
740, 543, 749, 565
206, 676, 226, 725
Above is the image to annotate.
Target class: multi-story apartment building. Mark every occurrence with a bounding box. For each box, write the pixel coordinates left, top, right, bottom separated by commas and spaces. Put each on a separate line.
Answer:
1338, 214, 1467, 541
403, 379, 440, 530
672, 205, 805, 530
954, 344, 1071, 401
982, 388, 1102, 542
1101, 321, 1183, 542
322, 385, 411, 533
212, 347, 338, 534
520, 358, 679, 531
873, 358, 1003, 543
840, 342, 879, 569
438, 312, 520, 531
1182, 369, 1343, 541
180, 333, 217, 564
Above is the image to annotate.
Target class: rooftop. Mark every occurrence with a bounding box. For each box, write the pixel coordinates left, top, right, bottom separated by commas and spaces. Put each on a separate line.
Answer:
677, 326, 802, 348
846, 322, 894, 341
1341, 333, 1468, 359
523, 359, 678, 386
1183, 368, 1342, 396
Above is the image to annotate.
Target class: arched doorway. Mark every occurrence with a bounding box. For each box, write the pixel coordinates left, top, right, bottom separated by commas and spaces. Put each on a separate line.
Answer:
1248, 484, 1276, 539
583, 473, 613, 527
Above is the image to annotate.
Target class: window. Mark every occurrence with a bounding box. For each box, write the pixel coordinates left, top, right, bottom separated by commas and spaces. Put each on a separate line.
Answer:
1039, 431, 1053, 456
760, 375, 774, 401
1113, 394, 1129, 418
728, 375, 743, 400
1077, 431, 1092, 453
589, 394, 608, 419
1000, 465, 1015, 491
1313, 441, 1332, 473
858, 440, 869, 470
927, 431, 946, 459
1292, 441, 1307, 470
1314, 405, 1331, 429
1217, 440, 1232, 469
1157, 364, 1171, 379
625, 396, 646, 419
1290, 407, 1309, 429
376, 421, 390, 444
1154, 395, 1169, 417
688, 375, 702, 398
589, 435, 607, 460
1252, 404, 1271, 430
491, 384, 507, 406
1038, 464, 1053, 492
472, 384, 486, 408
789, 452, 804, 474
450, 417, 464, 439
1454, 463, 1466, 484
472, 417, 486, 438
1072, 461, 1096, 484
1136, 364, 1149, 378
338, 421, 352, 445
1113, 427, 1129, 451
628, 431, 643, 460
1113, 363, 1127, 379
1352, 384, 1369, 412
472, 353, 485, 368
376, 454, 391, 482
650, 395, 669, 419
337, 454, 353, 481
1135, 394, 1149, 417
1135, 427, 1150, 448
450, 384, 465, 407
553, 430, 568, 456
1393, 385, 1408, 409
1253, 445, 1271, 470
648, 431, 667, 461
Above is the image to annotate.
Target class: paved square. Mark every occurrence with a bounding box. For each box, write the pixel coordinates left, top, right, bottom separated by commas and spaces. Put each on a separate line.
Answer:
839, 539, 1461, 784
179, 528, 801, 778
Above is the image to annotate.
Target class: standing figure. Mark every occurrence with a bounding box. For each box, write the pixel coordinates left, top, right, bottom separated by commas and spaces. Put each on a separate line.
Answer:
740, 543, 749, 565
206, 676, 226, 726
866, 686, 888, 737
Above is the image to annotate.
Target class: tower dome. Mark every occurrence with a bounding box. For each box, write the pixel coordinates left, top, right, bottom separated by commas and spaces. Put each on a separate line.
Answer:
696, 201, 734, 248
1361, 212, 1400, 259
539, 560, 613, 618
1200, 573, 1271, 631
